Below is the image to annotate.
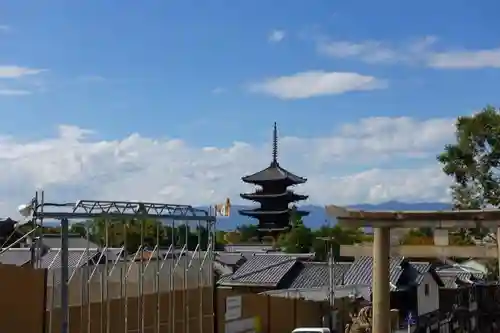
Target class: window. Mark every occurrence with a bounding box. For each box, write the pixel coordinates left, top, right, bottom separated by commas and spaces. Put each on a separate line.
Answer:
424, 284, 430, 296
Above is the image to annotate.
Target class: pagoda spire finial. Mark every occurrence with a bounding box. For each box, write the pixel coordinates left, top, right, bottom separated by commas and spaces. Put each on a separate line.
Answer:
272, 122, 278, 166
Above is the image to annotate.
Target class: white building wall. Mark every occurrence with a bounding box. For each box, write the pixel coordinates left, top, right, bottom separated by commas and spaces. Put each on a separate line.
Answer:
417, 272, 439, 315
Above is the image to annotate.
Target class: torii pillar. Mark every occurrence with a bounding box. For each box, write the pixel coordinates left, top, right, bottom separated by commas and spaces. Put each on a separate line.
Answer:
326, 206, 500, 333
372, 226, 390, 333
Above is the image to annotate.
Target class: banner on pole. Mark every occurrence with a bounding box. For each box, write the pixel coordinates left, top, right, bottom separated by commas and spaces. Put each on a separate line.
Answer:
215, 198, 231, 217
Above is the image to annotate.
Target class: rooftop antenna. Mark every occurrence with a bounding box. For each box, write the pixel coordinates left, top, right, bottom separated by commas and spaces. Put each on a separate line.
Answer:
272, 122, 278, 166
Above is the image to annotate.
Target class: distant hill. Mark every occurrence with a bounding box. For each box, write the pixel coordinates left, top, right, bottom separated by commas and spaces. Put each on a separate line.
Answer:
202, 201, 452, 230
37, 201, 451, 230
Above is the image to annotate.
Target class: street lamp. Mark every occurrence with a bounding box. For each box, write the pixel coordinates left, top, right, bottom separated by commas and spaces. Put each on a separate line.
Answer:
18, 194, 70, 333
18, 197, 38, 223
18, 203, 33, 218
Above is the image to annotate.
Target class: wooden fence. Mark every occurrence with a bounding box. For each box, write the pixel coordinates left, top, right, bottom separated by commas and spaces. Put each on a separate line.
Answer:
216, 288, 329, 333
48, 288, 213, 333
0, 264, 214, 333
0, 264, 47, 333
0, 264, 330, 333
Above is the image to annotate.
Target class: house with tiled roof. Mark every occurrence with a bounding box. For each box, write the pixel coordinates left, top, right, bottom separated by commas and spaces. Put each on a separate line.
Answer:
341, 256, 444, 331
0, 225, 117, 267
434, 264, 487, 333
217, 254, 303, 293
218, 254, 446, 332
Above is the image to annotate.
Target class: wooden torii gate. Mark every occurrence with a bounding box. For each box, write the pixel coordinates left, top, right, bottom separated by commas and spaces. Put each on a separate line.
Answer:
325, 205, 500, 333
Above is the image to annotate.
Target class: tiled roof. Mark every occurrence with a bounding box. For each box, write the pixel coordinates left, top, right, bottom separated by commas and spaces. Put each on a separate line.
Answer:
213, 261, 233, 276
224, 244, 274, 253
435, 267, 483, 287
241, 164, 306, 184
410, 262, 433, 285
343, 256, 405, 287
218, 255, 297, 287
39, 249, 101, 269
411, 262, 432, 274
289, 262, 351, 289
216, 253, 247, 266
38, 234, 100, 249
440, 276, 459, 289
0, 248, 32, 266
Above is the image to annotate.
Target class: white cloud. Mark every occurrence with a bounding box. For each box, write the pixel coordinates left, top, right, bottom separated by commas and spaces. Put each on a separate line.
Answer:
0, 89, 31, 96
427, 48, 500, 69
0, 116, 456, 217
268, 30, 286, 43
318, 40, 401, 63
0, 25, 10, 33
211, 87, 226, 94
248, 71, 387, 99
77, 75, 106, 82
0, 66, 47, 79
317, 36, 500, 69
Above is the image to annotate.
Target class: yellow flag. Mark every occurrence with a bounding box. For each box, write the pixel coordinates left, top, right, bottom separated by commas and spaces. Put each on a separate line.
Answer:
215, 198, 231, 217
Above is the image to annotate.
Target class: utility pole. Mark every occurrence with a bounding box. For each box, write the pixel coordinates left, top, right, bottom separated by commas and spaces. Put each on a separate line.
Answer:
60, 217, 69, 333
317, 233, 337, 330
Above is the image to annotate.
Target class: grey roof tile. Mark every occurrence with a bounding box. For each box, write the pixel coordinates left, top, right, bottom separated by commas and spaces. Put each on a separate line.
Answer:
241, 164, 306, 184
435, 268, 483, 286
411, 262, 432, 274
39, 234, 100, 249
440, 276, 459, 289
0, 249, 32, 266
224, 244, 274, 253
336, 262, 352, 280
289, 262, 351, 289
216, 253, 246, 266
218, 255, 297, 286
343, 256, 405, 286
213, 261, 233, 275
39, 249, 102, 269
410, 262, 432, 285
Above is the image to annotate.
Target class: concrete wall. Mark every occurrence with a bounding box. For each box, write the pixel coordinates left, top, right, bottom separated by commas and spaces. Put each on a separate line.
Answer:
340, 244, 498, 258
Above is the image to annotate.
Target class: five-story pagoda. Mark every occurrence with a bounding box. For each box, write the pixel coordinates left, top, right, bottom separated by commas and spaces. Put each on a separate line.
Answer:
239, 123, 309, 240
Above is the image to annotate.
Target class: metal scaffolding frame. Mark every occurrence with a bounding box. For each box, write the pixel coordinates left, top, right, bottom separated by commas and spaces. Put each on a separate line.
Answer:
25, 190, 216, 333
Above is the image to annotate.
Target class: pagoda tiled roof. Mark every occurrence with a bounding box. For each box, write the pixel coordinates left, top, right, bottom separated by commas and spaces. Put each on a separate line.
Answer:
240, 190, 308, 200
239, 208, 310, 216
241, 162, 306, 184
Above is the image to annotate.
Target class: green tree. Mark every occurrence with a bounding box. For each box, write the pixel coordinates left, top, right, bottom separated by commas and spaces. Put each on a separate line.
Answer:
276, 206, 312, 253
400, 229, 434, 245
69, 222, 88, 238
438, 105, 500, 210
215, 230, 227, 244
485, 259, 499, 281
277, 218, 313, 253
312, 224, 366, 260
437, 105, 500, 277
38, 218, 225, 252
236, 224, 259, 242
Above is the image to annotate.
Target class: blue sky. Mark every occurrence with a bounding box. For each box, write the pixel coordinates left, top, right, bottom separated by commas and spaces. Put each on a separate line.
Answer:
0, 0, 499, 212
3, 0, 500, 144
